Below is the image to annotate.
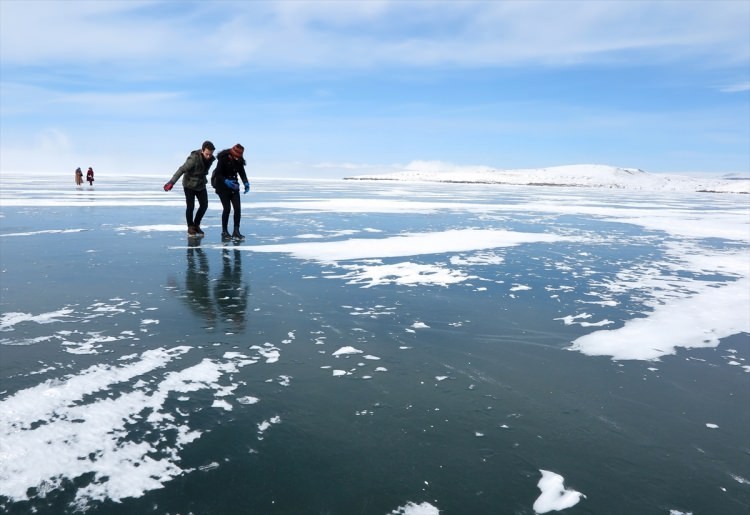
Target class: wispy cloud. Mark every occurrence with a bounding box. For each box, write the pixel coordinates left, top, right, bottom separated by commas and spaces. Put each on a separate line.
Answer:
1, 82, 185, 117
720, 82, 750, 93
2, 0, 749, 73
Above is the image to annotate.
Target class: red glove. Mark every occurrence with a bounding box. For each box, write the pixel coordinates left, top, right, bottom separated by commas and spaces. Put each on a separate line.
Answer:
163, 182, 173, 191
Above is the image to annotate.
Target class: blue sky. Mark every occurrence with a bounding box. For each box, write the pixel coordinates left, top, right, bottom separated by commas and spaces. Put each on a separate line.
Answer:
1, 0, 749, 178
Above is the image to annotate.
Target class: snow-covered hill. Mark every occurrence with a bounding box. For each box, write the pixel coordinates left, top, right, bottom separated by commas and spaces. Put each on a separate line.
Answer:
345, 162, 750, 194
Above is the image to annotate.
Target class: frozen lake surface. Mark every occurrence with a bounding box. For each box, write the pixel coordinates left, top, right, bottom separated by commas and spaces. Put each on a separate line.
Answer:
1, 176, 748, 514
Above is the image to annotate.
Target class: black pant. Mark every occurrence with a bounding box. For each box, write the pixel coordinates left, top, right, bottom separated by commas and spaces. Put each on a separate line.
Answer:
217, 190, 241, 231
184, 188, 208, 227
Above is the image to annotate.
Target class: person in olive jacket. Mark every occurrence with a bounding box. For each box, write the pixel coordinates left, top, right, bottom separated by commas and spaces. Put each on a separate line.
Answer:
213, 143, 250, 241
163, 140, 216, 237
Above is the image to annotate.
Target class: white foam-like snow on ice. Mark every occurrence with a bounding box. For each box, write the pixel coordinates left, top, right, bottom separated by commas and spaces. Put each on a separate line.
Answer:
251, 344, 281, 363
450, 251, 504, 265
390, 501, 440, 514
212, 399, 233, 411
533, 470, 585, 514
231, 228, 570, 288
332, 346, 363, 357
257, 416, 281, 439
0, 299, 165, 354
336, 261, 474, 287
0, 347, 257, 507
239, 228, 570, 262
0, 308, 74, 331
118, 224, 188, 233
570, 278, 750, 360
0, 229, 86, 237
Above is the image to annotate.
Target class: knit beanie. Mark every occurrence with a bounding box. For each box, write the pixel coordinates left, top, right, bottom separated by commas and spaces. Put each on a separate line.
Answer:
229, 144, 244, 159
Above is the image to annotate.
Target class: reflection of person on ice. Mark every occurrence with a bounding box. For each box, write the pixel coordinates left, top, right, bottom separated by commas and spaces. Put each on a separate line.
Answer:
86, 167, 95, 186
183, 241, 217, 325
75, 167, 83, 186
166, 241, 248, 331
215, 246, 248, 332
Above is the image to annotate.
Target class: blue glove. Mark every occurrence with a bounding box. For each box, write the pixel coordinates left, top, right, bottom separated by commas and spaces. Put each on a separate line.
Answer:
244, 182, 250, 194
224, 179, 239, 191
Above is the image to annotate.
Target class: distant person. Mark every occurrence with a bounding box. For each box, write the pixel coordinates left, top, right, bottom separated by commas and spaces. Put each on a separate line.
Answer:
86, 167, 94, 186
213, 144, 249, 241
75, 167, 83, 186
163, 140, 216, 237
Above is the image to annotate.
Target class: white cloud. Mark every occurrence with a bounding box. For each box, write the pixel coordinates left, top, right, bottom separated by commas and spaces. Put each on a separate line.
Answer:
721, 82, 750, 93
0, 82, 185, 118
2, 1, 748, 71
0, 1, 173, 63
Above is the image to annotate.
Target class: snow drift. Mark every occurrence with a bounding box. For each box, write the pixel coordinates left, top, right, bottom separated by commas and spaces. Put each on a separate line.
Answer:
345, 162, 750, 194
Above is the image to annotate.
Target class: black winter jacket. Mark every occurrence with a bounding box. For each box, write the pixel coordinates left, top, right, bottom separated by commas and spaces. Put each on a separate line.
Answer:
213, 149, 248, 194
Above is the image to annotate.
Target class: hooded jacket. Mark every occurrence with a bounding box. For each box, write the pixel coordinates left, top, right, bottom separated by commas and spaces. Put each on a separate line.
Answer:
213, 149, 248, 194
170, 150, 215, 191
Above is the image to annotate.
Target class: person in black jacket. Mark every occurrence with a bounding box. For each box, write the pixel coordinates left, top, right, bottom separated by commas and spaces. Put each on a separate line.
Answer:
163, 140, 216, 237
213, 143, 249, 241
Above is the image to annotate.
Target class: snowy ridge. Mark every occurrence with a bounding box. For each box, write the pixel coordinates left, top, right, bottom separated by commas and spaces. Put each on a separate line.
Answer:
346, 162, 750, 194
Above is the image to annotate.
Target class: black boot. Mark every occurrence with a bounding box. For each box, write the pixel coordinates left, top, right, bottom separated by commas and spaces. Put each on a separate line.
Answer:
231, 226, 245, 241
194, 224, 205, 237
221, 228, 231, 241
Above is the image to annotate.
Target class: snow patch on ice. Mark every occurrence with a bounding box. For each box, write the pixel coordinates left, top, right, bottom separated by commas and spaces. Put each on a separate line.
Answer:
0, 347, 256, 507
332, 346, 363, 357
335, 261, 474, 287
0, 308, 74, 331
257, 416, 281, 439
240, 228, 571, 262
117, 224, 186, 232
390, 501, 440, 514
570, 278, 750, 361
0, 229, 86, 237
533, 470, 585, 513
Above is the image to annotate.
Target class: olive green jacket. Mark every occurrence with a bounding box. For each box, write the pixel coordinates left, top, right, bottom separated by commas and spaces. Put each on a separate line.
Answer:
170, 150, 215, 191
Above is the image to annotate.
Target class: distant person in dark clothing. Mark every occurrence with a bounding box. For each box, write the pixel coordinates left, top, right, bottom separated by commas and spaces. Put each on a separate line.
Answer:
86, 167, 94, 186
164, 140, 216, 237
75, 167, 83, 186
213, 144, 249, 241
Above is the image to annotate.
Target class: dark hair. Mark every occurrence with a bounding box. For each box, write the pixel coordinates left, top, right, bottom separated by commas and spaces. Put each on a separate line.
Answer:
202, 140, 215, 151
